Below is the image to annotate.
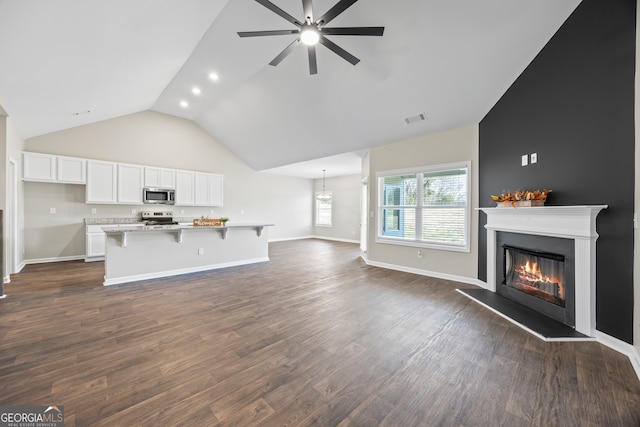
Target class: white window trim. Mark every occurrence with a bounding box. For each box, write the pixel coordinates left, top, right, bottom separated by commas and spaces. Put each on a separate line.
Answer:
375, 161, 471, 253
315, 191, 333, 227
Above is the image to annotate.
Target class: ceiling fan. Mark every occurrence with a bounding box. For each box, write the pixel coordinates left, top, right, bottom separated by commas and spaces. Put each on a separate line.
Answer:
238, 0, 384, 75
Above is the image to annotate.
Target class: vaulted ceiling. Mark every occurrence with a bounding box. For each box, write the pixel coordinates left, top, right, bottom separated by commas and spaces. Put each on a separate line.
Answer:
0, 0, 581, 177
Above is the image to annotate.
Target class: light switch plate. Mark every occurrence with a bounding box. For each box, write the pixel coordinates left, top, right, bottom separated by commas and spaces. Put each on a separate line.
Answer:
531, 153, 538, 164
521, 154, 528, 166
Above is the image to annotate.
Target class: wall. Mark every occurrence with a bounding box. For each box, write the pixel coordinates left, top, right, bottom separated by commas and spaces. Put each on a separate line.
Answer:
479, 0, 636, 343
366, 124, 480, 282
635, 0, 640, 355
23, 111, 313, 261
313, 174, 361, 243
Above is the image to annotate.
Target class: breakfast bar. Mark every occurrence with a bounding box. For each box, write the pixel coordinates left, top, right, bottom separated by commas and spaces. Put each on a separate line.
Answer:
101, 223, 273, 286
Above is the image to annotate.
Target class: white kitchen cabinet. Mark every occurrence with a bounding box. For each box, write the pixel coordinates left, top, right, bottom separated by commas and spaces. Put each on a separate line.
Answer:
86, 225, 106, 261
175, 170, 195, 206
23, 152, 56, 182
208, 174, 223, 206
194, 172, 223, 206
144, 167, 175, 189
57, 155, 86, 184
117, 163, 144, 204
86, 160, 118, 204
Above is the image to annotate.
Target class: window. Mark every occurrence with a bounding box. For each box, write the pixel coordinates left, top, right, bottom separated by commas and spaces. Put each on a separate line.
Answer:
315, 192, 332, 226
377, 162, 470, 252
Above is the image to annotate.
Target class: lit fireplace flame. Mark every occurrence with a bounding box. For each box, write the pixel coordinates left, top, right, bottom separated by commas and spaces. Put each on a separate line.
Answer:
514, 259, 564, 300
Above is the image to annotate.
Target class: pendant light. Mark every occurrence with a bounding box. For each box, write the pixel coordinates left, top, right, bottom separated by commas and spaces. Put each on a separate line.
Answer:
317, 169, 331, 201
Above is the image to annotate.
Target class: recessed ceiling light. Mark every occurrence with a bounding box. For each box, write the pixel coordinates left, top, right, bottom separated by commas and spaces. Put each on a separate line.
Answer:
180, 101, 189, 108
192, 87, 201, 95
209, 72, 219, 81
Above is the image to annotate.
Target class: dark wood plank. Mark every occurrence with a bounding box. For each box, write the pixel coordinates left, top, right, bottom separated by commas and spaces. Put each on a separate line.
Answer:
0, 239, 638, 426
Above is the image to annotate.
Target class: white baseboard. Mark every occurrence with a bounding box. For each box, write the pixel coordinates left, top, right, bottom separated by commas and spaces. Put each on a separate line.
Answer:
630, 346, 640, 381
312, 236, 360, 244
594, 331, 640, 381
364, 258, 486, 288
269, 235, 315, 242
104, 257, 270, 286
24, 255, 85, 265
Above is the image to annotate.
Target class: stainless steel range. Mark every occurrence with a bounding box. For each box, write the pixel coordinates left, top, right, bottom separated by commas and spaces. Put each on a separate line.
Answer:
141, 211, 178, 226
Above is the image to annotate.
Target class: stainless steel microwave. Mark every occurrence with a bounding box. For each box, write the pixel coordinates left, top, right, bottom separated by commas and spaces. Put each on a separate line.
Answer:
143, 187, 175, 205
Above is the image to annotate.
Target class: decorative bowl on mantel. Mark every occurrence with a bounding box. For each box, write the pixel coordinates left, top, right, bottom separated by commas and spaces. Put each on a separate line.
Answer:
491, 189, 551, 208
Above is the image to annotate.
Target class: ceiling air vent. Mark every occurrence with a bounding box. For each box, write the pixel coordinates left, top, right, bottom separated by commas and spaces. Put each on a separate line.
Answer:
404, 113, 426, 125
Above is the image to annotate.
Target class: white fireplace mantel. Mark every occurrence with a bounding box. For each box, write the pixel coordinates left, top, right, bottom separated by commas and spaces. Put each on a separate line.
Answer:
478, 205, 608, 337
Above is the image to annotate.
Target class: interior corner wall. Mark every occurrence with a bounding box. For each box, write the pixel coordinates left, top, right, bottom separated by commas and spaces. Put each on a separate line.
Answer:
313, 174, 361, 242
478, 0, 636, 343
634, 0, 640, 353
367, 124, 479, 281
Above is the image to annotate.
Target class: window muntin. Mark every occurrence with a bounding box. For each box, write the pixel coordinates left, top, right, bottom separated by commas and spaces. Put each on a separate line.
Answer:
377, 162, 470, 251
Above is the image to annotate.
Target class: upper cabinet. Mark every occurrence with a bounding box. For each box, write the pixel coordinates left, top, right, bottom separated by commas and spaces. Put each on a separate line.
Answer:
23, 152, 57, 182
86, 160, 118, 204
23, 151, 222, 206
175, 170, 195, 206
117, 163, 144, 204
144, 167, 175, 189
57, 155, 86, 184
23, 152, 86, 184
194, 172, 223, 207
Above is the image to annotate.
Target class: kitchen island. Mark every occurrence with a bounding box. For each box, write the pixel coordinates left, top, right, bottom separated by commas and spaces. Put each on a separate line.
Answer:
102, 223, 273, 285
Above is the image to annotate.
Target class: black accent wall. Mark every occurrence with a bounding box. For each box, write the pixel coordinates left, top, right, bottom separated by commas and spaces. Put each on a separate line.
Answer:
478, 0, 636, 343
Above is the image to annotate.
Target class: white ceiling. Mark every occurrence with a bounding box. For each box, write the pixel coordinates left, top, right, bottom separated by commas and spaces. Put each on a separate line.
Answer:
0, 0, 581, 179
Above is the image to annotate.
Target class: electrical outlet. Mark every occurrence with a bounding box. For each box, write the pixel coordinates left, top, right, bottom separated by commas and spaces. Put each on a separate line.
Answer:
91, 208, 97, 214
417, 250, 422, 258
49, 207, 56, 214
198, 248, 204, 255
521, 154, 528, 166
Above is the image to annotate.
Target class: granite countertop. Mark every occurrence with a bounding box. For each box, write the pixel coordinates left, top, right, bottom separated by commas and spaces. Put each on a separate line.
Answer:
85, 216, 214, 225
101, 223, 274, 233
85, 217, 141, 225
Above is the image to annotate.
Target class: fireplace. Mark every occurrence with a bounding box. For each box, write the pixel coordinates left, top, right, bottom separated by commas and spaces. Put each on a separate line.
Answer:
477, 205, 606, 337
504, 246, 564, 306
496, 232, 575, 327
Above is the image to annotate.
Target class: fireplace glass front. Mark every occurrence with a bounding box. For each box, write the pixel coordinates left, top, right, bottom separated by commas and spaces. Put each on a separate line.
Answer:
503, 245, 565, 307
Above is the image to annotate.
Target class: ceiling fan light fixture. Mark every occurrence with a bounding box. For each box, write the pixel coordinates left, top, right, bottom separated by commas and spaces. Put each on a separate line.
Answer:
300, 26, 320, 46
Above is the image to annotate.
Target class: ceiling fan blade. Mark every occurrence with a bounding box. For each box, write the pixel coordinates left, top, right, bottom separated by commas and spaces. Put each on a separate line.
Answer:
302, 0, 314, 22
321, 26, 384, 36
317, 0, 358, 25
319, 36, 359, 65
308, 45, 318, 75
269, 38, 301, 66
255, 0, 303, 26
238, 29, 299, 37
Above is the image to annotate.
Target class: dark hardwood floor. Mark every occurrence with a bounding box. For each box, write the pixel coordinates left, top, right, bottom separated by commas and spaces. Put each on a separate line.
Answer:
1, 239, 639, 426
